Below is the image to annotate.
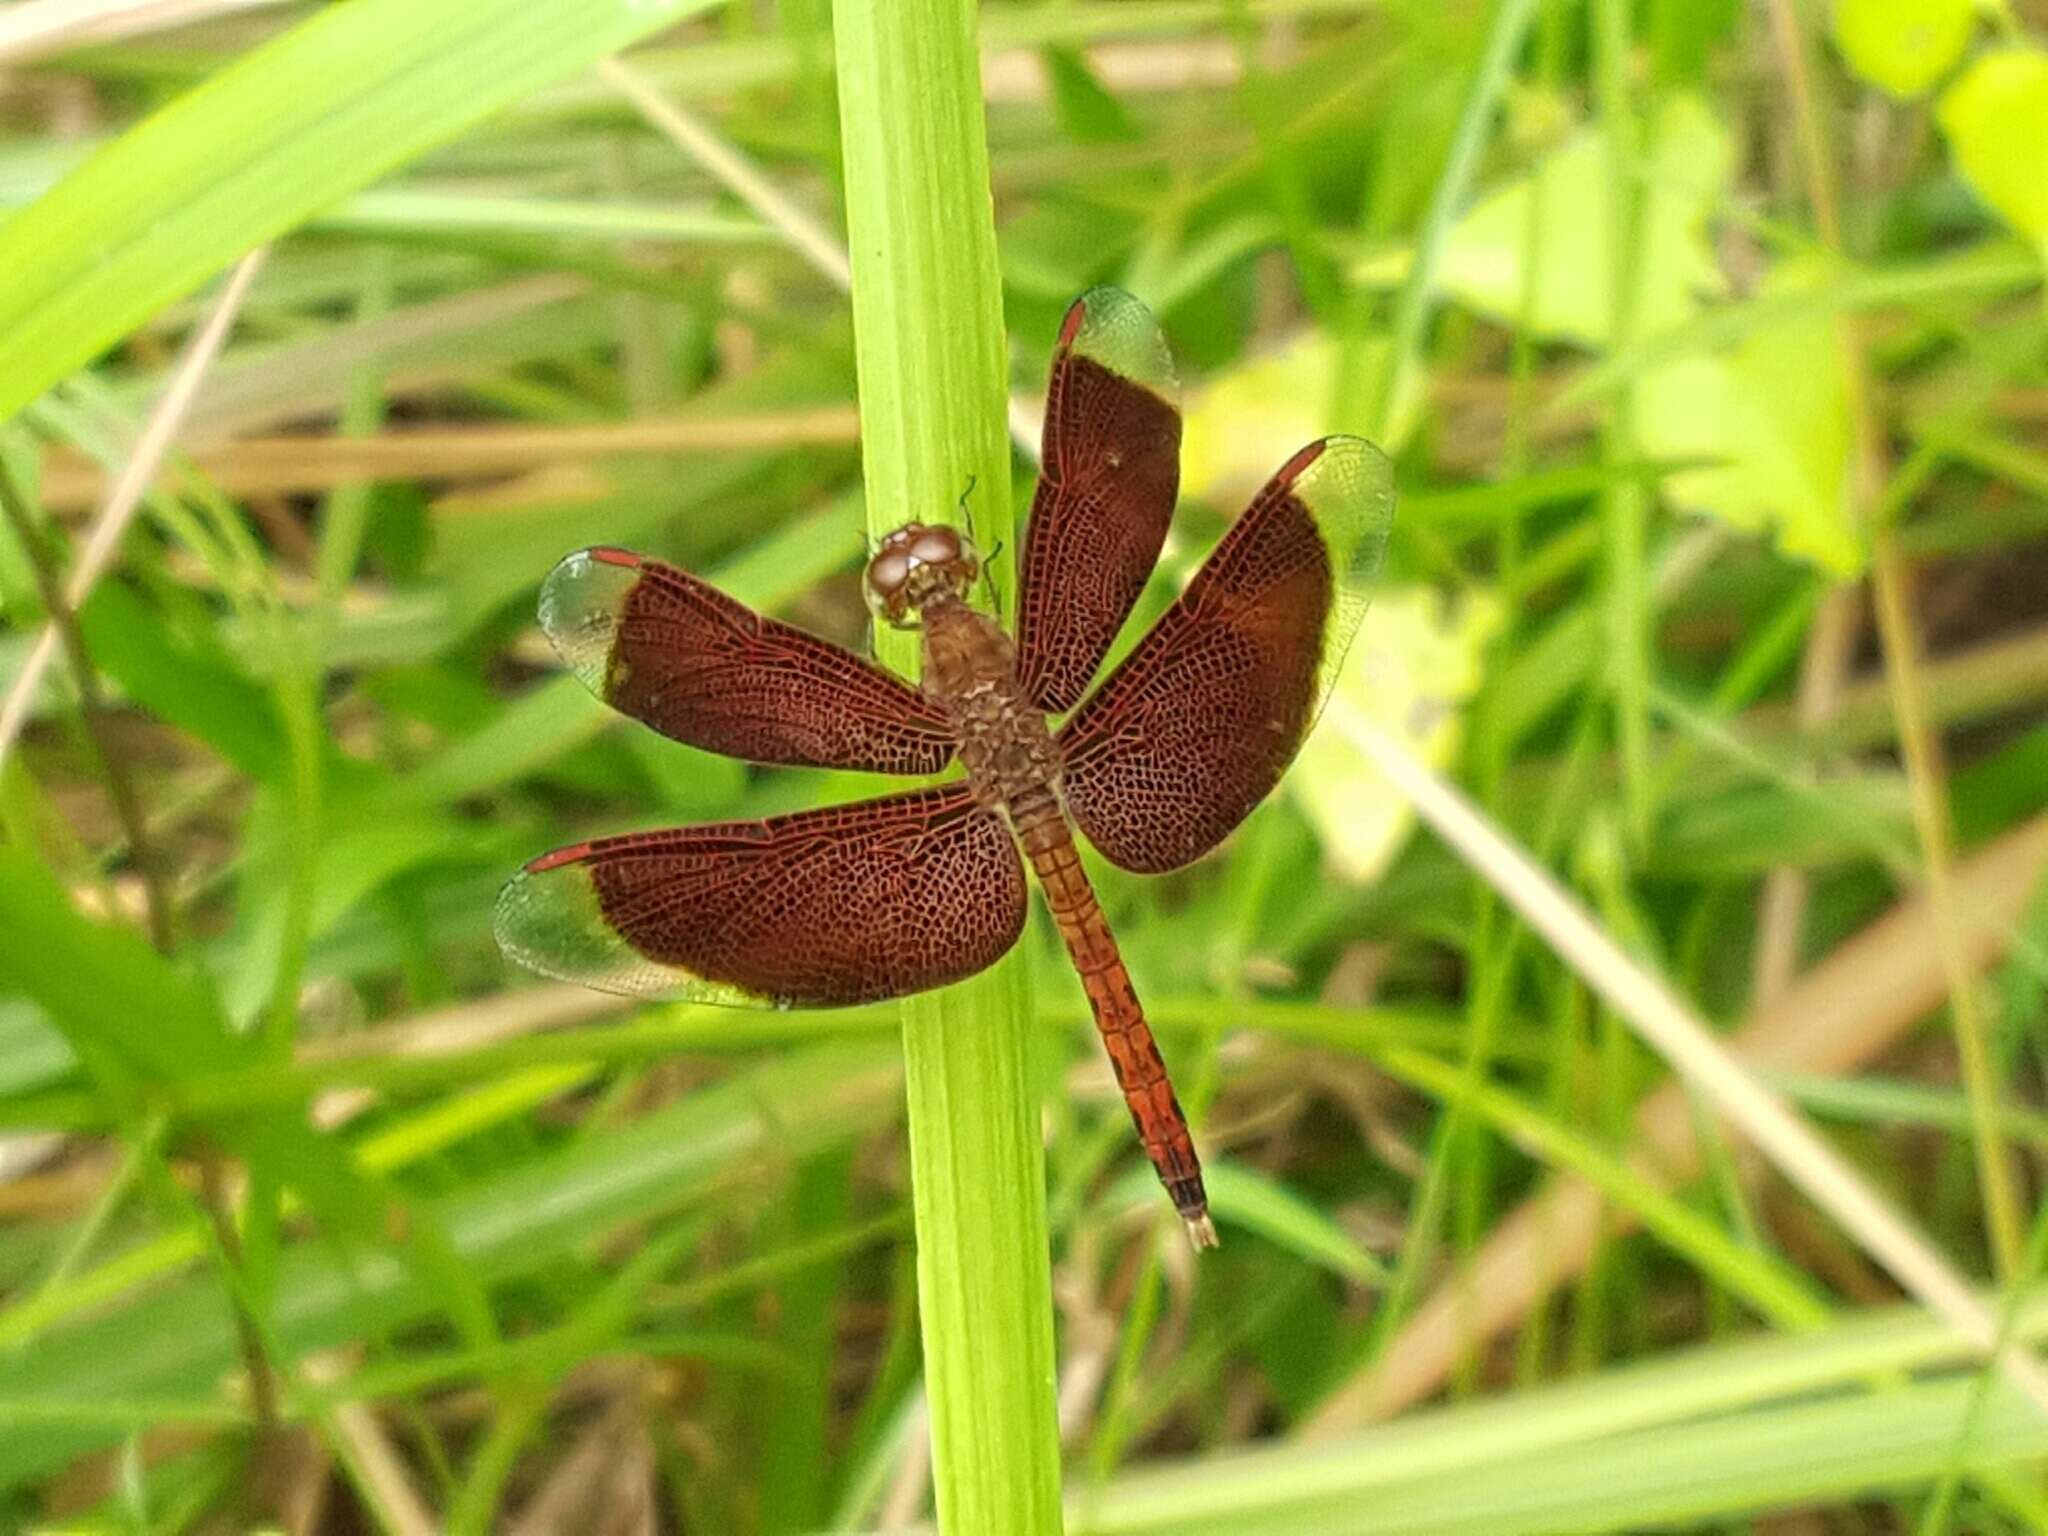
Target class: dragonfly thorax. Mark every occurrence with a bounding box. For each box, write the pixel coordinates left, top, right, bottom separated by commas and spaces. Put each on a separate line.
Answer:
864, 522, 982, 629
916, 600, 1062, 820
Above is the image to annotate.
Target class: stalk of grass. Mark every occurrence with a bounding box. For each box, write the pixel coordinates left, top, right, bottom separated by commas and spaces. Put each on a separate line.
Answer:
1761, 0, 2026, 1282
1875, 356, 2029, 1280
0, 248, 265, 771
830, 0, 1062, 1529
1359, 0, 1541, 443
1336, 711, 2048, 1416
1594, 0, 1651, 853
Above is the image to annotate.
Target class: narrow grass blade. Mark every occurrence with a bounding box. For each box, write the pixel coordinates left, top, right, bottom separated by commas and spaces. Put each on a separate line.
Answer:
0, 0, 721, 424
833, 0, 1063, 1527
1338, 712, 2048, 1416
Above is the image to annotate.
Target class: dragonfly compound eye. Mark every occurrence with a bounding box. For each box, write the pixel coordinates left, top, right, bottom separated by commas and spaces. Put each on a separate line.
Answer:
908, 526, 960, 565
862, 550, 915, 625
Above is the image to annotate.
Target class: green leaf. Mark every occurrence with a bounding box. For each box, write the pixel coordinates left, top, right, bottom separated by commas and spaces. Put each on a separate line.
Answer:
1650, 0, 1742, 85
1197, 1163, 1388, 1285
0, 0, 720, 426
76, 581, 290, 786
1634, 256, 1866, 576
1292, 588, 1503, 884
223, 793, 482, 1021
0, 1003, 74, 1099
1043, 46, 1143, 143
0, 843, 241, 1090
1938, 48, 2048, 249
0, 843, 391, 1248
1439, 95, 1731, 347
1831, 0, 1976, 98
1065, 1348, 2048, 1532
400, 675, 615, 809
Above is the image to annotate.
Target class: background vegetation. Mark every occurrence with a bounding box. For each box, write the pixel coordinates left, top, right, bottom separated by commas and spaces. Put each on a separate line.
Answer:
1, 0, 2046, 1530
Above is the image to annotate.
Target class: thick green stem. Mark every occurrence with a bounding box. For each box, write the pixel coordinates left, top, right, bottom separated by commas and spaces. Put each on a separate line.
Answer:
831, 1, 1063, 1530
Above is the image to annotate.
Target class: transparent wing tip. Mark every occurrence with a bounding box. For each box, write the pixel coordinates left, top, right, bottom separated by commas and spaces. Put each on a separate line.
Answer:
1062, 285, 1178, 404
537, 547, 643, 700
1284, 435, 1396, 582
494, 856, 663, 998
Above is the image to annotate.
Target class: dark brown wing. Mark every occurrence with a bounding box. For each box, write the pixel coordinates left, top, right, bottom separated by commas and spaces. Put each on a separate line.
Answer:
1057, 437, 1395, 874
1014, 287, 1182, 715
541, 546, 956, 774
494, 782, 1025, 1004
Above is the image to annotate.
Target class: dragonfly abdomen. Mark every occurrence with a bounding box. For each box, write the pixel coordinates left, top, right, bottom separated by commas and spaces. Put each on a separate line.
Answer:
1017, 806, 1217, 1250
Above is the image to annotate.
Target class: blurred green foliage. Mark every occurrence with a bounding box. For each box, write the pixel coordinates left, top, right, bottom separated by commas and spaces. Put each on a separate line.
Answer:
0, 0, 2046, 1531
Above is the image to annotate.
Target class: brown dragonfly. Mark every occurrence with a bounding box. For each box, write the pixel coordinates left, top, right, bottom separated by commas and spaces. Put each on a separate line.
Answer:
495, 288, 1394, 1248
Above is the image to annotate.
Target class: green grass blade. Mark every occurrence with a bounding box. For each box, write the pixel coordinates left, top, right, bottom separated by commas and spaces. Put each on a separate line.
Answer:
832, 0, 1062, 1526
1073, 1373, 2048, 1534
0, 1042, 901, 1487
1361, 0, 1543, 441
0, 0, 721, 424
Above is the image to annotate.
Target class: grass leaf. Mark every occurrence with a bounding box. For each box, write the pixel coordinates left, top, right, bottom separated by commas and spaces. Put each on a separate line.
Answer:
0, 0, 721, 424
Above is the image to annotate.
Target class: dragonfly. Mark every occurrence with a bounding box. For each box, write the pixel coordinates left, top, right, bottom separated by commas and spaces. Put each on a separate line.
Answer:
495, 287, 1394, 1249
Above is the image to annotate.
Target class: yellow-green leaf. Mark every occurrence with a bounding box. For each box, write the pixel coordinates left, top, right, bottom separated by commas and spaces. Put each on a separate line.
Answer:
1180, 329, 1423, 503
1831, 0, 1976, 98
1291, 589, 1503, 885
1634, 258, 1866, 576
1938, 48, 2048, 247
1439, 95, 1731, 348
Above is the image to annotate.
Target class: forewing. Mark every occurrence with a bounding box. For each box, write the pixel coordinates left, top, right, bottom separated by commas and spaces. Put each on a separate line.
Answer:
495, 783, 1026, 1004
541, 546, 956, 774
1058, 436, 1395, 873
1014, 287, 1182, 715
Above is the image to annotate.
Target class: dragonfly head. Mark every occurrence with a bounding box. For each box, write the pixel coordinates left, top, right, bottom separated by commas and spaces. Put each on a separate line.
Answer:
864, 522, 982, 629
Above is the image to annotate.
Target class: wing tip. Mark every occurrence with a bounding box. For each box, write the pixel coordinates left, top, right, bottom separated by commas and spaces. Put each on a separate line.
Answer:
541, 545, 642, 607
1276, 438, 1329, 484
493, 856, 610, 989
1282, 434, 1397, 573
1284, 433, 1394, 486
491, 864, 551, 978
1058, 292, 1091, 347
539, 548, 640, 697
494, 855, 703, 1003
1060, 285, 1178, 403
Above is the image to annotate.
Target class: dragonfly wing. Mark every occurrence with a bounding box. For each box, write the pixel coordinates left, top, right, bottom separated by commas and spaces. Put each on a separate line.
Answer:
1058, 437, 1395, 873
542, 546, 956, 774
1013, 287, 1182, 715
496, 782, 1025, 1003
